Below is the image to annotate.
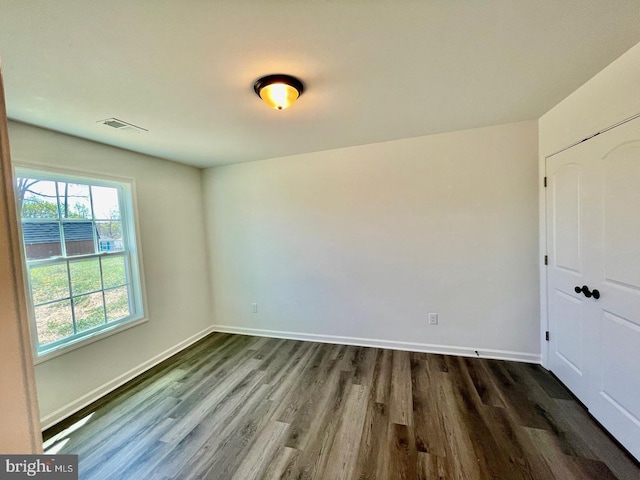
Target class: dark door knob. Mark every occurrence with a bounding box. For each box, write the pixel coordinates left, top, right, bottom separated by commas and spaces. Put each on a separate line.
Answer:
574, 285, 600, 299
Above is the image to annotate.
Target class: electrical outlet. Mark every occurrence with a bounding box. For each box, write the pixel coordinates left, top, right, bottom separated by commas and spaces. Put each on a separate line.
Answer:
252, 303, 258, 313
428, 313, 438, 325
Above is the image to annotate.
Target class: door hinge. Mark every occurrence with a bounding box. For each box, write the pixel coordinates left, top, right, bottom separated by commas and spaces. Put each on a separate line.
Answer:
544, 176, 547, 187
544, 255, 548, 265
545, 331, 550, 341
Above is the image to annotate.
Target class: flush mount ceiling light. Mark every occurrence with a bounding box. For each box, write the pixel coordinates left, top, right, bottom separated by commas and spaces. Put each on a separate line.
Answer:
253, 74, 304, 110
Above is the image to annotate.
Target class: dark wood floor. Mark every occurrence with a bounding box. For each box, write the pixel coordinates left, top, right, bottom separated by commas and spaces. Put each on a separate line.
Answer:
44, 333, 639, 479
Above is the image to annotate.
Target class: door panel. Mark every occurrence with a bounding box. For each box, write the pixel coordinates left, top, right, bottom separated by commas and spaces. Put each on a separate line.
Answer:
553, 291, 584, 375
596, 310, 640, 459
552, 164, 582, 273
603, 141, 640, 289
600, 311, 640, 423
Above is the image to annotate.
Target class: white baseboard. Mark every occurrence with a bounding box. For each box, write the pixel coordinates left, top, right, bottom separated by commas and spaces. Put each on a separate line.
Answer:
40, 325, 216, 431
212, 324, 541, 364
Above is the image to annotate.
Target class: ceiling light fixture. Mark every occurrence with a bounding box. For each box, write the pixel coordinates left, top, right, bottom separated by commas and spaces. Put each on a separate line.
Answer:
253, 74, 304, 110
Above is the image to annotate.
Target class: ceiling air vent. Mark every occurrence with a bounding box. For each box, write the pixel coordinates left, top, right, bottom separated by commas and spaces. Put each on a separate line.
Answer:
98, 118, 148, 133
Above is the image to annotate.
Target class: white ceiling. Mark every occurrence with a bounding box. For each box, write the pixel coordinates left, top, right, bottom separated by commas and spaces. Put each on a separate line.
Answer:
1, 1, 639, 168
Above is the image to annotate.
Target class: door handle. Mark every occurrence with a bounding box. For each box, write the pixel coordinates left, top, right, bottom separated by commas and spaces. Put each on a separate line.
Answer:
574, 285, 600, 300
574, 285, 590, 297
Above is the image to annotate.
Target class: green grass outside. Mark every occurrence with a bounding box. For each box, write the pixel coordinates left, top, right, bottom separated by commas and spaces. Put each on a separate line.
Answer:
30, 255, 131, 346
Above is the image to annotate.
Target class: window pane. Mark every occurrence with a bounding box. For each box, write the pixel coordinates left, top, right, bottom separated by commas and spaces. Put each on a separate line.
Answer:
101, 255, 127, 288
35, 299, 73, 346
18, 179, 59, 219
96, 221, 123, 252
73, 292, 106, 333
105, 286, 130, 322
63, 222, 96, 256
30, 263, 69, 305
69, 258, 101, 295
57, 182, 92, 219
91, 186, 120, 220
22, 222, 62, 260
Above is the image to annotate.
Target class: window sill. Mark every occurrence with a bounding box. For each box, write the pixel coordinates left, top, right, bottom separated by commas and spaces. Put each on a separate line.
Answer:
33, 316, 148, 365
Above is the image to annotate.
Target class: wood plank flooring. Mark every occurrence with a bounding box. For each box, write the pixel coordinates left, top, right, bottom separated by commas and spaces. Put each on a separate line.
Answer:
43, 333, 640, 479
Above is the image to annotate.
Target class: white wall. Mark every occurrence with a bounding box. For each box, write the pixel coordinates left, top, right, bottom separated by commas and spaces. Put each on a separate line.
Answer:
8, 121, 213, 428
203, 121, 540, 361
538, 41, 640, 366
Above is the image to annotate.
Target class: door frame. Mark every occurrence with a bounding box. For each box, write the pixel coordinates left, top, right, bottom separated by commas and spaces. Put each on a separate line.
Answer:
0, 60, 42, 452
539, 154, 549, 368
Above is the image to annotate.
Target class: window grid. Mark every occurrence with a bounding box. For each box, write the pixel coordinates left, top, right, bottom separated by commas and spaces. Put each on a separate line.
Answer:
26, 253, 133, 346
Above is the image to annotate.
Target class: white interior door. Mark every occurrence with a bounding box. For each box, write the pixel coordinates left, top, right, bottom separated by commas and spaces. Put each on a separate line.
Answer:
546, 138, 595, 405
546, 116, 640, 461
586, 119, 640, 460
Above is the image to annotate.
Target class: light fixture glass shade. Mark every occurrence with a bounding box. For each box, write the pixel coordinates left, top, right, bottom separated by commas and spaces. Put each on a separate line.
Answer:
259, 83, 299, 110
254, 74, 304, 110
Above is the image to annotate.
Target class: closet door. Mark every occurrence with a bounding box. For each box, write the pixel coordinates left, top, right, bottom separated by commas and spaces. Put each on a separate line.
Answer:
587, 118, 640, 461
546, 137, 597, 406
546, 116, 640, 461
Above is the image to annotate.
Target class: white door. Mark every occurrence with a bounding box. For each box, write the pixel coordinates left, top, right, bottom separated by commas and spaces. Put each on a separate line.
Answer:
586, 119, 640, 460
546, 136, 596, 406
546, 116, 640, 461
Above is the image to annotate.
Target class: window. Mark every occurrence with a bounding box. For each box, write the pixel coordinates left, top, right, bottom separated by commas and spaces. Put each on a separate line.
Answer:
15, 168, 144, 357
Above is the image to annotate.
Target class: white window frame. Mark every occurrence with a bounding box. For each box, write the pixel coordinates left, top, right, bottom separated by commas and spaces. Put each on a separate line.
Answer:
14, 165, 147, 362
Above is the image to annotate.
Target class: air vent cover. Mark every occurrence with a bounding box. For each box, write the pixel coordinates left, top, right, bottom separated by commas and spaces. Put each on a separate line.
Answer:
98, 118, 148, 133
